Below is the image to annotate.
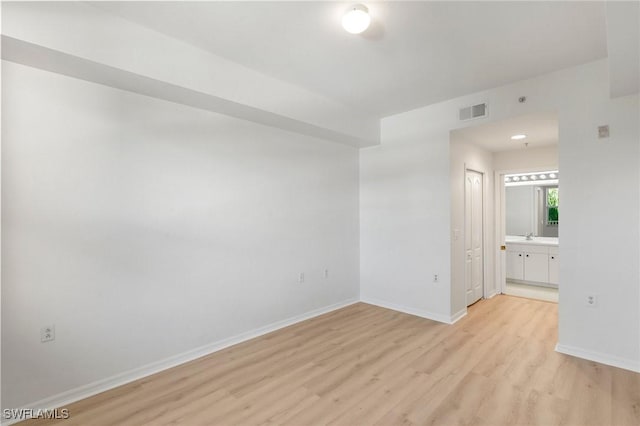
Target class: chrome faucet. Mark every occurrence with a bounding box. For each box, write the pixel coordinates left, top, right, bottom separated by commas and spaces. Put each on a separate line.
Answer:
526, 232, 534, 240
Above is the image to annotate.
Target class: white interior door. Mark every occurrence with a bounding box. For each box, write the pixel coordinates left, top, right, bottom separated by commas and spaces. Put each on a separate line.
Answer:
465, 170, 484, 306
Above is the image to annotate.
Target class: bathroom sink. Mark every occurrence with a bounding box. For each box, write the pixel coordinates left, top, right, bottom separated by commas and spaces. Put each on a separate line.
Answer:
505, 235, 559, 246
505, 235, 533, 242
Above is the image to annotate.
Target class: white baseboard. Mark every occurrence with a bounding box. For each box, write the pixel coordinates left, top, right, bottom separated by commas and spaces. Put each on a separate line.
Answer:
4, 298, 358, 426
485, 289, 498, 299
361, 297, 456, 324
449, 308, 468, 324
555, 343, 640, 373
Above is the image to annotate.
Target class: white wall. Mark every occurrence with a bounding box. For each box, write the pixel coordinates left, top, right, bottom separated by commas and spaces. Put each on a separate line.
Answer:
359, 114, 452, 322
1, 62, 360, 409
360, 59, 640, 371
449, 138, 495, 318
0, 4, 3, 410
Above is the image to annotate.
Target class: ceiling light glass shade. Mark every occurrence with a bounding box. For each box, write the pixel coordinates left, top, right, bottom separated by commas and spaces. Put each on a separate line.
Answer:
342, 5, 371, 34
511, 134, 527, 140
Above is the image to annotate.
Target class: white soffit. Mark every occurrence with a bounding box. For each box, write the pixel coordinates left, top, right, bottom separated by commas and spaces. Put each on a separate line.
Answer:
451, 112, 558, 153
1, 36, 374, 148
1, 1, 379, 147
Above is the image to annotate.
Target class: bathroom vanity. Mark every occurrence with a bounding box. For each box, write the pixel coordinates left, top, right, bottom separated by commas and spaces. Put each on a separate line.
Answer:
505, 236, 559, 288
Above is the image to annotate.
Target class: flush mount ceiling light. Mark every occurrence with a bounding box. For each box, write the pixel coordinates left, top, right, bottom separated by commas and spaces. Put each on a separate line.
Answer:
342, 4, 371, 34
511, 134, 527, 140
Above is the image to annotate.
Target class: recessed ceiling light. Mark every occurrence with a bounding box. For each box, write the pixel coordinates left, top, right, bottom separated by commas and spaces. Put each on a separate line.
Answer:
511, 134, 527, 140
342, 4, 371, 34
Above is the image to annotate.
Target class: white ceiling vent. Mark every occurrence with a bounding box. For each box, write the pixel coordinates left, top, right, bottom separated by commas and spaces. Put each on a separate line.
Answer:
459, 103, 488, 121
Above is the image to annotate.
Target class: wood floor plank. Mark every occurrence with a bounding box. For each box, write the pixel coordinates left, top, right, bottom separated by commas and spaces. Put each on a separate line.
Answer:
611, 366, 640, 426
563, 360, 613, 426
19, 296, 640, 426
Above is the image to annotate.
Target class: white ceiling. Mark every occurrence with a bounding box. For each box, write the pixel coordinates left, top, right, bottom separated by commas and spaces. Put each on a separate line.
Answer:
451, 111, 558, 152
94, 1, 607, 118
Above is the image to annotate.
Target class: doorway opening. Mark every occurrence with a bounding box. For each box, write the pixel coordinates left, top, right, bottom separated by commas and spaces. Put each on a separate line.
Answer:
450, 111, 559, 316
499, 169, 559, 302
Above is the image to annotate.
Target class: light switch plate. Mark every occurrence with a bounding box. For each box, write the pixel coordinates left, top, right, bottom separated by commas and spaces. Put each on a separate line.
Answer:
598, 125, 609, 139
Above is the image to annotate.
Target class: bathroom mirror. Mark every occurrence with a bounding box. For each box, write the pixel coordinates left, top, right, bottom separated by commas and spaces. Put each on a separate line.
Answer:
505, 172, 559, 237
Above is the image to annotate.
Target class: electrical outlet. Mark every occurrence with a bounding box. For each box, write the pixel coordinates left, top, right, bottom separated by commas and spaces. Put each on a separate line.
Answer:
41, 325, 55, 343
586, 294, 597, 308
324, 269, 329, 279
298, 273, 305, 284
433, 274, 439, 283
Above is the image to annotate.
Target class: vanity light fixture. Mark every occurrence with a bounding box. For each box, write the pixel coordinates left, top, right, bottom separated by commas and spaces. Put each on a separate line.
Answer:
342, 4, 371, 34
511, 134, 527, 140
505, 170, 559, 186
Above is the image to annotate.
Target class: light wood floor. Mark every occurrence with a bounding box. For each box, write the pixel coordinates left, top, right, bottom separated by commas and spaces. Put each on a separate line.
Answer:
23, 295, 639, 426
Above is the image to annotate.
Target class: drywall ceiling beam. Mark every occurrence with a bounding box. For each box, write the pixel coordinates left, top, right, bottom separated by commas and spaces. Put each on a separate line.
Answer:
1, 2, 379, 147
1, 36, 373, 148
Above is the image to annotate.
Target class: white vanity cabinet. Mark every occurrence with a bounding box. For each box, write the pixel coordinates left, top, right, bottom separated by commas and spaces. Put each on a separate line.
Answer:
505, 241, 558, 287
524, 250, 549, 283
506, 250, 524, 280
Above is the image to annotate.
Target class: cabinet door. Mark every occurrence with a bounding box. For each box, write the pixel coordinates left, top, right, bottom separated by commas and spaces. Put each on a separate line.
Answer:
524, 252, 549, 283
549, 254, 559, 285
506, 251, 524, 280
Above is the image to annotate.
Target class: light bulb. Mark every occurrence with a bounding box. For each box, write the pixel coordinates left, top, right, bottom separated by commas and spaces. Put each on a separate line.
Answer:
511, 134, 527, 140
342, 5, 371, 34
